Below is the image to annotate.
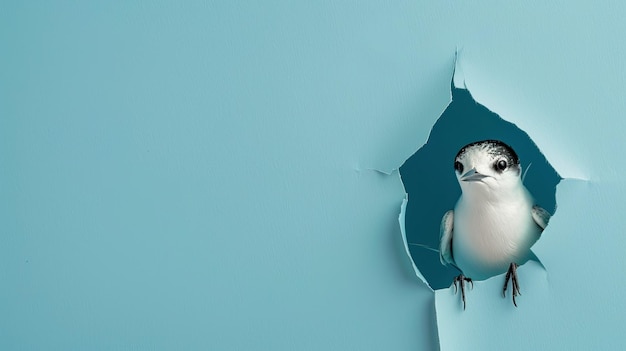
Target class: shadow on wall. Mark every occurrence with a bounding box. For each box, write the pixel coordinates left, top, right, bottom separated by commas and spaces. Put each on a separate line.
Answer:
400, 84, 561, 290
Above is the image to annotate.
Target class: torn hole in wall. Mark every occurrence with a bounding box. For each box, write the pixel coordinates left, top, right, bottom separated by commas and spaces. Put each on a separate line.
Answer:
399, 81, 561, 290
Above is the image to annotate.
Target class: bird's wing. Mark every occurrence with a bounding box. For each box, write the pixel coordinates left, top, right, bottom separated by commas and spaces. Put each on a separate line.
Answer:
531, 205, 551, 231
439, 210, 455, 266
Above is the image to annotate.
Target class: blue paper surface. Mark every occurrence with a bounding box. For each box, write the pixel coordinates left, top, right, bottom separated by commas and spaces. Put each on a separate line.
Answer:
2, 1, 626, 350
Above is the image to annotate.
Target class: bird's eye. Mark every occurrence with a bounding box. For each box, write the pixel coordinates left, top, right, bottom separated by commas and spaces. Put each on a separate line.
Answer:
454, 161, 464, 173
495, 159, 507, 171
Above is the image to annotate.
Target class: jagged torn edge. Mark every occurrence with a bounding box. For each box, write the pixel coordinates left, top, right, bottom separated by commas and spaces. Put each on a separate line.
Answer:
356, 171, 436, 290
398, 194, 433, 290
353, 167, 434, 289
360, 50, 462, 290
392, 50, 463, 291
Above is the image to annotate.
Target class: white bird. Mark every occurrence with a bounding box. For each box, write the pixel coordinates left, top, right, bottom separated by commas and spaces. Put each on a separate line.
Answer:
439, 140, 550, 308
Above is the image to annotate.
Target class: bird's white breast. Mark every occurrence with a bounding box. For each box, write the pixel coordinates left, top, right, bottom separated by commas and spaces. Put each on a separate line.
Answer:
452, 187, 541, 280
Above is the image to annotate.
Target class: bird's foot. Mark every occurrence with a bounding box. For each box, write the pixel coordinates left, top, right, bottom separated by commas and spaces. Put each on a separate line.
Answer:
503, 262, 521, 307
453, 274, 473, 310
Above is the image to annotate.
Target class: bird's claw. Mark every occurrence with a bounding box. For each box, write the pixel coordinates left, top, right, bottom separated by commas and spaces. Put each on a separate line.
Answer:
453, 274, 473, 310
503, 262, 521, 307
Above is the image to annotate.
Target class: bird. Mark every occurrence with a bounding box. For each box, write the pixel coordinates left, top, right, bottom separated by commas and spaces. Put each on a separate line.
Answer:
439, 140, 550, 309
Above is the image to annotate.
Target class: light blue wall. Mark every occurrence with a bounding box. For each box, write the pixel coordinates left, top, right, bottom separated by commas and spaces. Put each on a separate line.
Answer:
2, 1, 625, 350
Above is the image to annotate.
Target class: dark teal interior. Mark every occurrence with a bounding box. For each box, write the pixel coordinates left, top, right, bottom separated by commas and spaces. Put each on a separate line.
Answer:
400, 84, 561, 290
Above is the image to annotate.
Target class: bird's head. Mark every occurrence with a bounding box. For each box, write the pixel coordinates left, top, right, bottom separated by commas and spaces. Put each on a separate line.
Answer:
453, 140, 521, 193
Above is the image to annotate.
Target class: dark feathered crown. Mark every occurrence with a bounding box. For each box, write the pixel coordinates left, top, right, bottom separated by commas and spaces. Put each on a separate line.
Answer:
455, 140, 520, 166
